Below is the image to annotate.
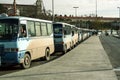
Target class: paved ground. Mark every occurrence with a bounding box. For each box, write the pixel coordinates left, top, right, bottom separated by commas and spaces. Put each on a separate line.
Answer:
0, 36, 118, 80
100, 34, 120, 80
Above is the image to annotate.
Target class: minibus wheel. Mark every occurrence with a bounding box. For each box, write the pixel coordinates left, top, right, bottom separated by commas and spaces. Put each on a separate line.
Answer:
21, 54, 31, 69
45, 48, 50, 61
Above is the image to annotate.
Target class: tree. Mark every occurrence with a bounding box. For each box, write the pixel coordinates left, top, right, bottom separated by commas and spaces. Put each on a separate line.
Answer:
90, 20, 103, 30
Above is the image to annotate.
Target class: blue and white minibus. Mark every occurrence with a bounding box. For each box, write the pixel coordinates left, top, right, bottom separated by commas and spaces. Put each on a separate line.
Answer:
78, 28, 83, 42
0, 16, 54, 68
71, 25, 79, 47
81, 28, 90, 40
78, 28, 91, 42
53, 22, 72, 54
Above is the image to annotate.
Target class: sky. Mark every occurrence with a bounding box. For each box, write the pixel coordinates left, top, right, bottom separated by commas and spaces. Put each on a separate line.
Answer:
0, 0, 120, 17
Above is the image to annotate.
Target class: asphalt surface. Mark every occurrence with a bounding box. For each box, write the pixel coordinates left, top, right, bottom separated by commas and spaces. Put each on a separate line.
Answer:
0, 36, 117, 80
0, 52, 64, 76
100, 34, 120, 80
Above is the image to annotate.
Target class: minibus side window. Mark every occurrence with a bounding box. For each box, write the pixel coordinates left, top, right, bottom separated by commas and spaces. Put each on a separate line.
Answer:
19, 24, 27, 37
27, 21, 36, 37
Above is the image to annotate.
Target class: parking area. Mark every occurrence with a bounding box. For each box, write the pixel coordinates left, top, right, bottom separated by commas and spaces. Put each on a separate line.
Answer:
0, 36, 118, 80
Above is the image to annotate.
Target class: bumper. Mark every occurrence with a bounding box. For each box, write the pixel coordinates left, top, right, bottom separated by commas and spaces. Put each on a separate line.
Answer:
55, 44, 64, 52
0, 51, 25, 66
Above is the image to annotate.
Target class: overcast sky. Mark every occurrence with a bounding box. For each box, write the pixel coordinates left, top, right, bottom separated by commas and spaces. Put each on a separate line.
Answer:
1, 0, 120, 17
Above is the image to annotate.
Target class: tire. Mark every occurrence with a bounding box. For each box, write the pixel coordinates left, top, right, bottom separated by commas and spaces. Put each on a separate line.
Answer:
20, 54, 31, 69
45, 48, 50, 61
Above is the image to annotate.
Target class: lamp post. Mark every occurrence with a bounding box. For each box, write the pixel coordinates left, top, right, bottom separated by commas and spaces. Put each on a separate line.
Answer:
117, 7, 120, 31
13, 0, 16, 16
95, 0, 97, 17
52, 0, 54, 22
73, 7, 79, 17
73, 7, 79, 27
117, 7, 120, 18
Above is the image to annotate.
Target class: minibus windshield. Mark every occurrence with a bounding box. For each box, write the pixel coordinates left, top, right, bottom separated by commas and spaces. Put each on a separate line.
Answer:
53, 24, 62, 34
0, 19, 19, 40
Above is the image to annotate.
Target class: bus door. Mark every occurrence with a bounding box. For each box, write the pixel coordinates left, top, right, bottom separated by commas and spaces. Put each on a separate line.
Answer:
18, 20, 29, 55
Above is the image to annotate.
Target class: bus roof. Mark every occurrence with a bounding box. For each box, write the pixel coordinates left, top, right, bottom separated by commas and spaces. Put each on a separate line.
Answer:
0, 16, 52, 23
53, 22, 72, 26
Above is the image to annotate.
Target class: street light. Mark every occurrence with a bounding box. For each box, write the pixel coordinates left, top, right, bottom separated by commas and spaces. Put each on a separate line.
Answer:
13, 0, 16, 16
73, 7, 79, 27
117, 7, 120, 31
117, 7, 120, 19
52, 0, 54, 22
95, 0, 97, 17
73, 7, 79, 17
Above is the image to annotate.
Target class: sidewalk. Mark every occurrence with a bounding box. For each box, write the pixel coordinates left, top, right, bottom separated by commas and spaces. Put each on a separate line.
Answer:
0, 36, 118, 80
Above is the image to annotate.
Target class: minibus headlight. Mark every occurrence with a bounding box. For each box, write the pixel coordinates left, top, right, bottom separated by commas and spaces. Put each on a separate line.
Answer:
11, 48, 19, 52
61, 42, 64, 44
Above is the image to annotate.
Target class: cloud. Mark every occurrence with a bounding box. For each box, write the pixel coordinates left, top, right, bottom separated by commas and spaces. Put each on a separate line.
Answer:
0, 0, 120, 17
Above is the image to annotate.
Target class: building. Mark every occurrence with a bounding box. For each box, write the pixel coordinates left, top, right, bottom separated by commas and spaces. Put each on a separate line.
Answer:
0, 0, 44, 18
